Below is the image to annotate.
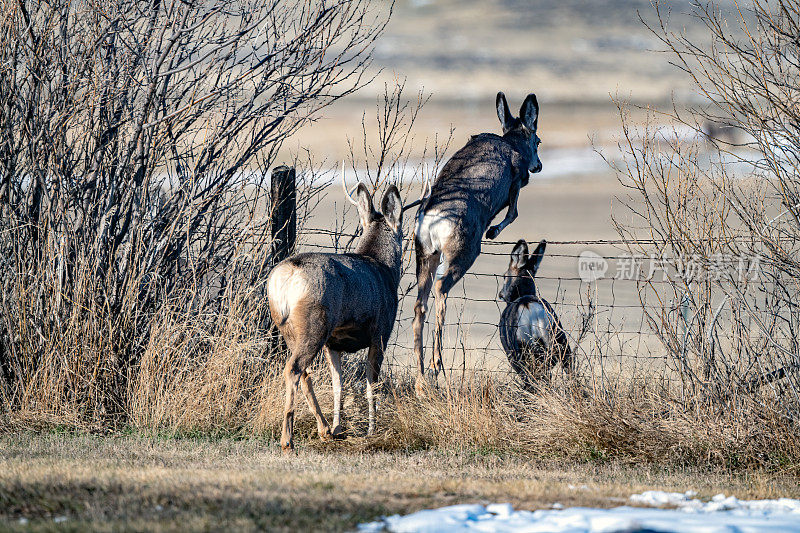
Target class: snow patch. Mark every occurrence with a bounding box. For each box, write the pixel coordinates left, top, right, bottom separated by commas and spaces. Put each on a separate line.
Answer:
629, 490, 698, 508
630, 490, 800, 514
359, 491, 800, 532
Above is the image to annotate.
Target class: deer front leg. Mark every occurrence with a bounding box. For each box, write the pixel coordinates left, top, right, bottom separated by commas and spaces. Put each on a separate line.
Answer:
365, 343, 384, 436
486, 182, 520, 239
299, 370, 333, 441
324, 347, 344, 436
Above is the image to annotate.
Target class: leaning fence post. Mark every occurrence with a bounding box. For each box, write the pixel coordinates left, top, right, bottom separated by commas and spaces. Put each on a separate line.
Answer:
270, 165, 296, 265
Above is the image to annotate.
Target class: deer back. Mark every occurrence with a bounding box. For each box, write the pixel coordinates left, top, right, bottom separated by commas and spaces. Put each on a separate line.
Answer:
267, 183, 403, 353
419, 93, 542, 236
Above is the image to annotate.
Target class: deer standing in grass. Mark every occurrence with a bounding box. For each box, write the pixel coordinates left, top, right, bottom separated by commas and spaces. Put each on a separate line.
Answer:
499, 239, 572, 389
267, 171, 410, 452
412, 92, 542, 393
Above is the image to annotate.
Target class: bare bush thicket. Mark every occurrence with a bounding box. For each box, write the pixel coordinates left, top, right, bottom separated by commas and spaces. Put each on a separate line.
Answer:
0, 0, 389, 420
614, 1, 800, 421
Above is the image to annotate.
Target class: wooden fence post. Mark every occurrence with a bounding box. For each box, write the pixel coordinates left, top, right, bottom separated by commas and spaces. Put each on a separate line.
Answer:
268, 165, 296, 359
270, 165, 296, 265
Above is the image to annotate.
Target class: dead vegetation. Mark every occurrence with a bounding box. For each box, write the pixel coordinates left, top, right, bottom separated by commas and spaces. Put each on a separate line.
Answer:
0, 0, 388, 420
2, 431, 799, 531
63, 335, 800, 471
610, 0, 800, 425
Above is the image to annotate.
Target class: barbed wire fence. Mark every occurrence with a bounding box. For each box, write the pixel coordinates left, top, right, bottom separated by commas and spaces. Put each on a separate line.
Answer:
266, 161, 795, 407
293, 221, 689, 389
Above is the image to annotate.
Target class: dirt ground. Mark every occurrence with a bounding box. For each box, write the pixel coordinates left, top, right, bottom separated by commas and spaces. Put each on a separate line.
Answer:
331, 0, 717, 104
2, 432, 798, 532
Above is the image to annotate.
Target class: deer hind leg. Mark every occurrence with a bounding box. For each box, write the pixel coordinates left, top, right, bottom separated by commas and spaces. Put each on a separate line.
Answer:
281, 355, 303, 453
413, 248, 440, 395
557, 328, 575, 378
431, 254, 471, 382
559, 340, 577, 391
509, 345, 536, 392
432, 276, 448, 379
281, 334, 327, 452
324, 346, 344, 436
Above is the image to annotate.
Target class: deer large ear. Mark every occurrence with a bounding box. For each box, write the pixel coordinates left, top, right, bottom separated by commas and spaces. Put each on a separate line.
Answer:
381, 185, 402, 231
496, 92, 514, 132
519, 93, 539, 131
527, 239, 546, 275
354, 183, 375, 228
510, 239, 529, 268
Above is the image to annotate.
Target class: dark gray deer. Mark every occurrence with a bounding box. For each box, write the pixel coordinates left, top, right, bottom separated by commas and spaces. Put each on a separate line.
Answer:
412, 92, 542, 393
499, 239, 572, 389
267, 171, 408, 452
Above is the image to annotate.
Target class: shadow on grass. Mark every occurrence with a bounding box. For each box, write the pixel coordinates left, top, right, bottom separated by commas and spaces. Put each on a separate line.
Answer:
0, 479, 407, 532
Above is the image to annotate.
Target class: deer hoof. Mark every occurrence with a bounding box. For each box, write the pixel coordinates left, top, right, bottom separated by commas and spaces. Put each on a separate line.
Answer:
281, 441, 294, 455
332, 425, 345, 438
486, 226, 500, 239
319, 427, 334, 441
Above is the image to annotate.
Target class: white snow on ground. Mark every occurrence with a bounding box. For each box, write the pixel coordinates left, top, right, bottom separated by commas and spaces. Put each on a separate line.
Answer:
358, 491, 800, 533
630, 490, 800, 515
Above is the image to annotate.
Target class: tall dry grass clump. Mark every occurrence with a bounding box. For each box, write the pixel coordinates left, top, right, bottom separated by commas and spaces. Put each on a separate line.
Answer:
127, 291, 282, 434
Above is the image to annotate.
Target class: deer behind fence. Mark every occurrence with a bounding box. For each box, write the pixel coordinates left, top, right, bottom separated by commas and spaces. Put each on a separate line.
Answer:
498, 239, 573, 389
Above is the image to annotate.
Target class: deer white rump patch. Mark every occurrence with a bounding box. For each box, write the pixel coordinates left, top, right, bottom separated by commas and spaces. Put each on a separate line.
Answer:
516, 301, 555, 346
415, 208, 455, 256
267, 263, 308, 323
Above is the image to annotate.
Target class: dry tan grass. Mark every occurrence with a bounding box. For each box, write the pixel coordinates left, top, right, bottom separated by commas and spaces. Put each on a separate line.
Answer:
2, 431, 799, 531
4, 290, 799, 473
11, 304, 790, 473
311, 372, 800, 471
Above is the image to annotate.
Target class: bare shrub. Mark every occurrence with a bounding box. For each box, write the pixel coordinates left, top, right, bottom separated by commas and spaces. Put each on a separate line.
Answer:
0, 0, 389, 421
612, 1, 800, 420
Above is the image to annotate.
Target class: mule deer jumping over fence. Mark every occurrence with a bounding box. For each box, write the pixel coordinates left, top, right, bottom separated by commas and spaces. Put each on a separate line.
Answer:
412, 92, 542, 393
499, 239, 572, 389
267, 170, 408, 452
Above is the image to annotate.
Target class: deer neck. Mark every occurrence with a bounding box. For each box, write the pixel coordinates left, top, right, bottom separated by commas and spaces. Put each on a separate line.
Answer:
355, 232, 402, 285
